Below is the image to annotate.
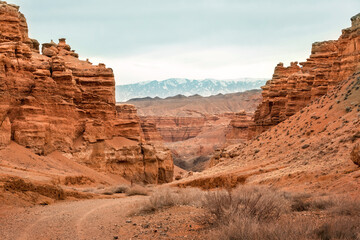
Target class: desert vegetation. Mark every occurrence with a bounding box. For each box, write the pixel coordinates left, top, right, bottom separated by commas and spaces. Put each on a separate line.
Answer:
134, 186, 360, 240
89, 184, 150, 196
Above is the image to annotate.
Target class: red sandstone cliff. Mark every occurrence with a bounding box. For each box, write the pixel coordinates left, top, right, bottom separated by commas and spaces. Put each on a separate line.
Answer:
0, 2, 173, 184
253, 13, 360, 134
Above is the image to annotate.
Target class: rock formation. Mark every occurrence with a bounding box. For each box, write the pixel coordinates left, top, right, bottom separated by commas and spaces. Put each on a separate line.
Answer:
0, 2, 173, 184
253, 13, 360, 134
224, 111, 255, 144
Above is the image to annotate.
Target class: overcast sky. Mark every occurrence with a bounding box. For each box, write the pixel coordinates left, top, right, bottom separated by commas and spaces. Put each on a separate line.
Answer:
9, 0, 360, 85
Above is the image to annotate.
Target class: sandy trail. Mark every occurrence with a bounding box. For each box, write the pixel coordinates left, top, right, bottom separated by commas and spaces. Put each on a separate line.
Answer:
0, 196, 146, 240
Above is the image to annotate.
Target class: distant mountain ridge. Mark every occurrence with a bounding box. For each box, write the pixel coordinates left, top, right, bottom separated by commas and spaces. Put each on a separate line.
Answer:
116, 78, 268, 102
126, 89, 262, 117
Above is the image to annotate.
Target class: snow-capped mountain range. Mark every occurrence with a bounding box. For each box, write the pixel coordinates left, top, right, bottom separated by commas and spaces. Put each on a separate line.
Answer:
116, 78, 268, 102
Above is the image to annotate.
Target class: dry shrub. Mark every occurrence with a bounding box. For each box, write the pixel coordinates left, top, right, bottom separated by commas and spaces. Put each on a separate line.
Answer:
132, 185, 360, 239
314, 217, 360, 240
113, 185, 129, 193
101, 185, 130, 195
212, 217, 311, 240
138, 187, 204, 214
290, 192, 312, 212
290, 193, 335, 212
203, 186, 289, 225
331, 197, 360, 216
309, 197, 335, 211
126, 185, 149, 196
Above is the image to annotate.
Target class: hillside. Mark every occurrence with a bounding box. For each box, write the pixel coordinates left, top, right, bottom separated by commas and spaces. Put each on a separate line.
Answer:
175, 13, 360, 193
176, 62, 360, 194
116, 78, 267, 102
127, 89, 262, 117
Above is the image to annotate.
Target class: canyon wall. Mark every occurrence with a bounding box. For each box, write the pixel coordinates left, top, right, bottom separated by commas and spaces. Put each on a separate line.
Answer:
143, 116, 208, 142
143, 113, 255, 171
253, 13, 360, 134
0, 2, 173, 184
132, 91, 263, 171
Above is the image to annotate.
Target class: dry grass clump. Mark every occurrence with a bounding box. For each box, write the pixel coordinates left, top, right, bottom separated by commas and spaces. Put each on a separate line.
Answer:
290, 192, 312, 211
309, 197, 335, 211
314, 217, 360, 240
101, 184, 130, 195
331, 197, 360, 216
212, 217, 311, 240
203, 186, 289, 225
125, 185, 149, 196
290, 193, 337, 212
137, 187, 204, 214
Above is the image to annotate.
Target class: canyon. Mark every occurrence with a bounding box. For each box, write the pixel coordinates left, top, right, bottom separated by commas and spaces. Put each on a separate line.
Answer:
0, 1, 359, 239
128, 91, 262, 171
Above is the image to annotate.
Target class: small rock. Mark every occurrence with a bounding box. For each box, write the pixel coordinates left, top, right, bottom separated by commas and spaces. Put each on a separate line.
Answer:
126, 219, 132, 223
302, 144, 310, 149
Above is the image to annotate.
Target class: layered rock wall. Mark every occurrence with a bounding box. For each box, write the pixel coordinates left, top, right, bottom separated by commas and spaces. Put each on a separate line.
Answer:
224, 111, 255, 144
253, 13, 360, 134
0, 2, 173, 184
143, 116, 207, 142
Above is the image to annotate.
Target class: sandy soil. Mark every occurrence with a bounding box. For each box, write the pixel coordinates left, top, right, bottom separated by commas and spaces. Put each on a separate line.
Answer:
0, 196, 144, 240
0, 195, 207, 240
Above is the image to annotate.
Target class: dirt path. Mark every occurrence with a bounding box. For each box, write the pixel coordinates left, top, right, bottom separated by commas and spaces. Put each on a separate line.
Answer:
0, 196, 146, 240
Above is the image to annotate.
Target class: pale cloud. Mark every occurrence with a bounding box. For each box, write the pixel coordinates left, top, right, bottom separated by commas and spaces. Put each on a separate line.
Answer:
89, 44, 310, 84
8, 0, 360, 84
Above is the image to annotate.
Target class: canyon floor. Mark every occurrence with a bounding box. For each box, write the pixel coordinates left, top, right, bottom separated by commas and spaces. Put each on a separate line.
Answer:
1, 185, 359, 240
0, 194, 206, 240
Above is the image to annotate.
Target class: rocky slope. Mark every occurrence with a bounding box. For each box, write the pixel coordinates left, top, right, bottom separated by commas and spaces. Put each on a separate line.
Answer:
253, 13, 360, 135
175, 14, 360, 193
116, 78, 266, 102
0, 2, 173, 185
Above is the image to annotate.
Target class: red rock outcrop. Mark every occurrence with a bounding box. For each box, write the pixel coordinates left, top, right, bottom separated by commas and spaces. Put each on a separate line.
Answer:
0, 2, 173, 184
253, 13, 360, 134
140, 119, 164, 143
224, 111, 255, 144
